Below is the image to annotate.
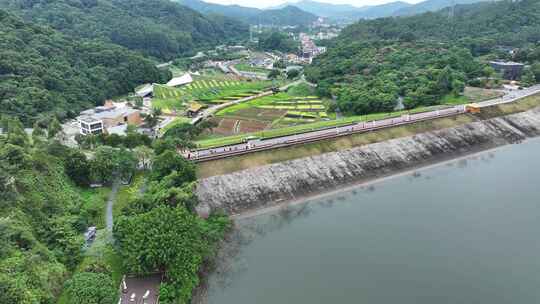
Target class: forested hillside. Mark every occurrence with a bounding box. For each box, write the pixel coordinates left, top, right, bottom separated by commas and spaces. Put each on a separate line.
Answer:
0, 0, 248, 60
179, 0, 317, 26
179, 0, 261, 21
0, 10, 170, 124
0, 118, 102, 303
392, 0, 493, 17
255, 6, 318, 26
306, 0, 540, 115
338, 0, 540, 51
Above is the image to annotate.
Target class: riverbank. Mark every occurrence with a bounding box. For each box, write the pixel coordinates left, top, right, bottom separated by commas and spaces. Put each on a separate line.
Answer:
196, 104, 540, 217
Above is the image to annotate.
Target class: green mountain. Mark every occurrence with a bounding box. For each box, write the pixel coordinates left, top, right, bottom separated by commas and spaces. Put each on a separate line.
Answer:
0, 9, 169, 123
339, 0, 539, 48
178, 0, 261, 20
178, 0, 318, 26
272, 0, 367, 17
393, 0, 495, 16
0, 0, 248, 60
305, 0, 540, 116
272, 0, 493, 21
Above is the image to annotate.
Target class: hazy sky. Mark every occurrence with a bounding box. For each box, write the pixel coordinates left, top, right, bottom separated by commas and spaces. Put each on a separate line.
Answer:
204, 0, 424, 9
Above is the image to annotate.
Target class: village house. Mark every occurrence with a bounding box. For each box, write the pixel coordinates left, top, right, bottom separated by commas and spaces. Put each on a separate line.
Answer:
77, 101, 142, 135
489, 60, 525, 80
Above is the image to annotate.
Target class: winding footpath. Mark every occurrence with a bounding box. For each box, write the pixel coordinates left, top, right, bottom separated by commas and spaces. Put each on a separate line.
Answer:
105, 180, 120, 232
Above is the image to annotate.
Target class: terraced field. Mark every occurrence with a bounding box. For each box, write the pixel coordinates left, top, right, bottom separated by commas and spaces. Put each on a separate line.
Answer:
152, 77, 272, 112
216, 93, 329, 123
192, 92, 331, 141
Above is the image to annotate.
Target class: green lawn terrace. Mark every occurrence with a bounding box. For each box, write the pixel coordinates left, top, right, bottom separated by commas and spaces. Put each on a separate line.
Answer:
151, 77, 273, 113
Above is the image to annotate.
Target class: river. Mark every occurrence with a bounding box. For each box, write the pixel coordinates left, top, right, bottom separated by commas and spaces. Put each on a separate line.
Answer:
205, 138, 540, 304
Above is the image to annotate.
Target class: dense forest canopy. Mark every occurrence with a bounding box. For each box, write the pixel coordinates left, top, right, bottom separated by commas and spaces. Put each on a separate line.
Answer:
258, 31, 300, 53
0, 10, 170, 124
0, 0, 248, 60
0, 118, 99, 303
306, 0, 540, 115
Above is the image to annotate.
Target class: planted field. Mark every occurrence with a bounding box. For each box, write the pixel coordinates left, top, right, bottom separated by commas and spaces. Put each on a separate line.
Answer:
209, 117, 269, 135
152, 78, 272, 111
215, 92, 329, 127
195, 105, 448, 149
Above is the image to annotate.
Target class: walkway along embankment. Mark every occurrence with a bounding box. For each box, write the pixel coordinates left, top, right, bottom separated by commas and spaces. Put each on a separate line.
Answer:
195, 106, 540, 216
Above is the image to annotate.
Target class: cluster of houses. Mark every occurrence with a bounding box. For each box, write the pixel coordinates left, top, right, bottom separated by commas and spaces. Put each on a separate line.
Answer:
76, 72, 196, 136
77, 101, 142, 136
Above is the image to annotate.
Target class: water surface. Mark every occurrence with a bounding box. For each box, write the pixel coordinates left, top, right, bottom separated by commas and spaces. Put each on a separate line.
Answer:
207, 138, 540, 304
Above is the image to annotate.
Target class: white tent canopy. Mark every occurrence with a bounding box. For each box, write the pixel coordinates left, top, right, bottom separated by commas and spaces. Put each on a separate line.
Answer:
166, 73, 193, 87
135, 84, 153, 97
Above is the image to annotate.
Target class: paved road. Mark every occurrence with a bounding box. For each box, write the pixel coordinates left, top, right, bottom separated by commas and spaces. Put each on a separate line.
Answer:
185, 85, 540, 162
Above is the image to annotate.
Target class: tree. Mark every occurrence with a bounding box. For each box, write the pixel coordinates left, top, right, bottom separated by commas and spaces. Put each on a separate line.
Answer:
287, 69, 300, 79
65, 150, 91, 186
530, 62, 540, 83
47, 117, 62, 139
273, 59, 286, 69
90, 146, 117, 184
65, 272, 117, 304
32, 121, 45, 139
151, 150, 195, 183
268, 69, 281, 79
521, 69, 536, 87
114, 206, 224, 303
134, 146, 154, 170
116, 148, 138, 182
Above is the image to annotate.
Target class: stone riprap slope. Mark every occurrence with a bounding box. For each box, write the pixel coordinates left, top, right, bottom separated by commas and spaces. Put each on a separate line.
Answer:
196, 107, 540, 216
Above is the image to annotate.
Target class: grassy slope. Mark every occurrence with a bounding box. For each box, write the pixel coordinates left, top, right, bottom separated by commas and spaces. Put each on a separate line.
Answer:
197, 93, 540, 178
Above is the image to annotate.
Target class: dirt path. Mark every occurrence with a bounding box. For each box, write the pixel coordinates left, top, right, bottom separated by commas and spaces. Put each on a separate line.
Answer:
106, 180, 120, 232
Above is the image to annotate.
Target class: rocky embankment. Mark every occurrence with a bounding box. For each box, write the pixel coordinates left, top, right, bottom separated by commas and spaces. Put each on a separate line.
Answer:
196, 107, 540, 216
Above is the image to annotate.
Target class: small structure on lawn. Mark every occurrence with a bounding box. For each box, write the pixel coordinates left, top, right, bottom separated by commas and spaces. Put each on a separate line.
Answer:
186, 102, 203, 117
166, 73, 193, 87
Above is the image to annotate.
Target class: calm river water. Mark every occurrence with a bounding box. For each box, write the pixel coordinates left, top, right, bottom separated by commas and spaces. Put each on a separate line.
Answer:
206, 138, 540, 304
